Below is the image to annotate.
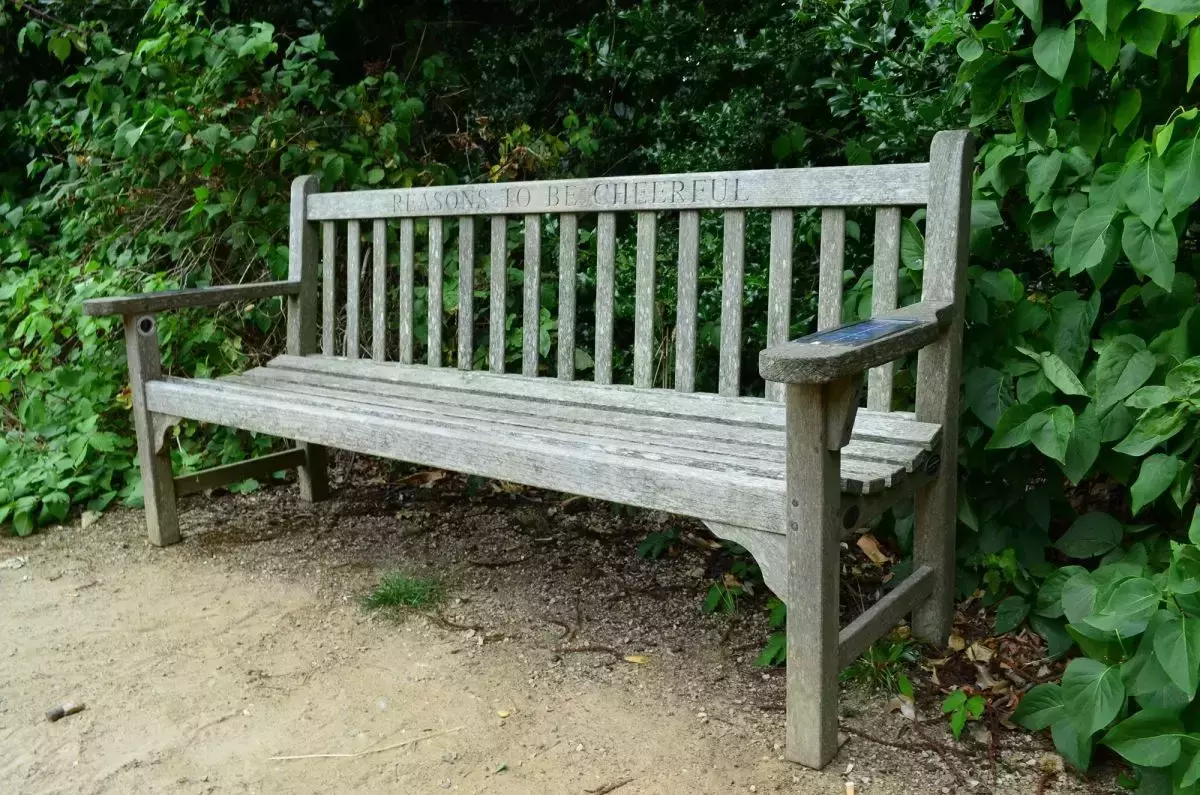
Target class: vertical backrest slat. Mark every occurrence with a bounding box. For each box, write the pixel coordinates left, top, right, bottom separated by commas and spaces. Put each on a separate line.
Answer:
372, 219, 387, 361
427, 217, 444, 367
674, 210, 700, 393
321, 221, 336, 355
718, 210, 746, 397
818, 208, 846, 331
397, 218, 415, 364
867, 207, 902, 411
488, 216, 506, 373
633, 212, 657, 388
345, 219, 361, 358
458, 216, 474, 370
765, 209, 795, 402
522, 215, 542, 377
557, 213, 579, 380
594, 212, 617, 385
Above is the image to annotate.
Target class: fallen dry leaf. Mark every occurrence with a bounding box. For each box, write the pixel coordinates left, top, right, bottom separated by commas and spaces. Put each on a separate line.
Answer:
398, 469, 446, 487
967, 642, 994, 663
855, 533, 891, 565
623, 655, 649, 665
886, 696, 917, 721
948, 634, 966, 652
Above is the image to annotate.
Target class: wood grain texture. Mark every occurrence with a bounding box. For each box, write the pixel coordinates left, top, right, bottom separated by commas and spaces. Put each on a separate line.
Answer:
84, 280, 301, 318
489, 216, 506, 373
289, 175, 329, 502
867, 207, 902, 411
633, 211, 657, 388
759, 301, 953, 385
785, 381, 841, 768
124, 315, 179, 546
594, 212, 616, 385
306, 164, 932, 220
522, 214, 541, 377
397, 217, 415, 364
719, 210, 746, 396
912, 130, 973, 644
174, 448, 306, 497
765, 209, 794, 402
264, 354, 942, 451
345, 219, 361, 359
674, 210, 699, 393
321, 221, 336, 355
427, 217, 444, 366
838, 565, 935, 668
818, 208, 845, 331
458, 216, 474, 370
556, 213, 579, 380
372, 219, 388, 361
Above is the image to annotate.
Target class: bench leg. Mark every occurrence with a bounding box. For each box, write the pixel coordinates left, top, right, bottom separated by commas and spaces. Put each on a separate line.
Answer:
784, 382, 841, 768
126, 315, 180, 547
297, 443, 330, 502
911, 473, 955, 643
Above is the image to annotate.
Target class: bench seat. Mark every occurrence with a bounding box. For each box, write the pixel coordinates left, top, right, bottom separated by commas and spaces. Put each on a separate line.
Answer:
145, 354, 941, 537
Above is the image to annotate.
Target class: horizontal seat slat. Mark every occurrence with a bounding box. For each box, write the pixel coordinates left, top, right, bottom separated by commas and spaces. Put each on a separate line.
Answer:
145, 378, 787, 532
235, 368, 921, 492
305, 164, 931, 220
263, 354, 941, 450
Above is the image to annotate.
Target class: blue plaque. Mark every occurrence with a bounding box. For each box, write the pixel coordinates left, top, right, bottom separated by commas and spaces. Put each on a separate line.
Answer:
799, 317, 919, 347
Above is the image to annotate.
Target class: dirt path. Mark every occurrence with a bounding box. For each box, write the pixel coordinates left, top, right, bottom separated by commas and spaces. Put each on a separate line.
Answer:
0, 475, 1114, 794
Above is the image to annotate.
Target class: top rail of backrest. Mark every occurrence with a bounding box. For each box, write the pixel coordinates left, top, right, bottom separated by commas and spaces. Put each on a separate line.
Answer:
304, 163, 931, 221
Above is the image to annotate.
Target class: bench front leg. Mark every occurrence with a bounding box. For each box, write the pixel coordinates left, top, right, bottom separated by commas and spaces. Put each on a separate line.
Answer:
784, 379, 849, 769
125, 314, 180, 546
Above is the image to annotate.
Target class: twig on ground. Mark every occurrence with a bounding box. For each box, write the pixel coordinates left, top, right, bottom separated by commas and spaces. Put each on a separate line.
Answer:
467, 556, 529, 568
585, 778, 634, 794
434, 613, 486, 633
554, 645, 621, 659
268, 725, 464, 761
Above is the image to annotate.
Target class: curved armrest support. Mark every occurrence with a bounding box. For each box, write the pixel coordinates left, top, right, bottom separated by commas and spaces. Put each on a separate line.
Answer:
83, 280, 302, 317
759, 301, 954, 385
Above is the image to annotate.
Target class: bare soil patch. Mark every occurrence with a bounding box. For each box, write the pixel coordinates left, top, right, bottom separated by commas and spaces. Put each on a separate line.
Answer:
0, 463, 1119, 794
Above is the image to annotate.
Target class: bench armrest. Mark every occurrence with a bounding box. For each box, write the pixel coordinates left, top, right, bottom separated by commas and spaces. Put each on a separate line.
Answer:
83, 280, 302, 317
759, 301, 954, 385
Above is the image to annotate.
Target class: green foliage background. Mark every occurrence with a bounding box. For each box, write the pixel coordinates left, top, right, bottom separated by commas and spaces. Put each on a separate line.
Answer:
3, 0, 1200, 784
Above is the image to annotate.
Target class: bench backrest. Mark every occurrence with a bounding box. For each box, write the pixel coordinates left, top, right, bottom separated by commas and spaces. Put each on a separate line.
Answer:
288, 130, 971, 409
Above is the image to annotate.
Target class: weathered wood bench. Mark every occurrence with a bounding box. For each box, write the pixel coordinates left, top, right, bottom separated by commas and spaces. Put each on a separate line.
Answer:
84, 130, 972, 768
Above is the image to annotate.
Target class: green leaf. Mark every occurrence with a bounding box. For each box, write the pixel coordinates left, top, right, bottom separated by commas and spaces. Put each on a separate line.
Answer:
1061, 403, 1101, 484
1028, 151, 1064, 202
957, 38, 984, 61
987, 403, 1038, 449
1131, 454, 1182, 514
1033, 25, 1076, 81
1138, 0, 1200, 12
1080, 0, 1107, 33
1013, 684, 1065, 731
1101, 709, 1185, 768
1028, 406, 1075, 464
1014, 0, 1044, 30
1083, 577, 1160, 635
1051, 718, 1093, 771
1126, 10, 1167, 57
1115, 406, 1187, 456
1113, 89, 1143, 135
1126, 386, 1173, 410
1190, 507, 1200, 545
965, 366, 1013, 429
1174, 545, 1200, 597
1095, 337, 1156, 413
1190, 26, 1200, 91
1039, 351, 1088, 396
1056, 512, 1123, 558
47, 35, 71, 63
996, 595, 1030, 634
1153, 613, 1200, 698
1125, 161, 1171, 244
1037, 566, 1086, 618
367, 167, 385, 185
1066, 204, 1119, 275
1030, 614, 1075, 658
1062, 657, 1125, 737
1164, 131, 1200, 218
899, 217, 924, 270
1087, 26, 1121, 70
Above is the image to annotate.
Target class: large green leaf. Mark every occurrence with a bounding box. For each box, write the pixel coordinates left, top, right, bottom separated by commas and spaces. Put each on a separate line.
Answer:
1056, 512, 1123, 558
1066, 204, 1119, 275
1028, 405, 1075, 463
1168, 544, 1200, 596
1153, 613, 1200, 698
1083, 576, 1160, 635
1164, 130, 1200, 218
1011, 683, 1065, 730
996, 595, 1031, 633
1061, 403, 1101, 484
1131, 454, 1183, 514
1121, 156, 1166, 227
987, 403, 1038, 449
1121, 214, 1177, 290
1087, 26, 1121, 70
1062, 657, 1125, 737
1115, 406, 1188, 456
1032, 25, 1076, 81
1190, 26, 1200, 91
1095, 336, 1156, 413
1101, 709, 1185, 768
1051, 718, 1093, 771
1126, 9, 1167, 57
1139, 0, 1200, 11
965, 366, 1013, 429
1013, 0, 1043, 30
1027, 150, 1063, 202
1037, 565, 1087, 618
1113, 89, 1143, 135
1080, 0, 1107, 33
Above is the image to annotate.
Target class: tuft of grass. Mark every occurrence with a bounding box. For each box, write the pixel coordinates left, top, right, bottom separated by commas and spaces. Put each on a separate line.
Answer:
362, 572, 444, 611
838, 632, 920, 693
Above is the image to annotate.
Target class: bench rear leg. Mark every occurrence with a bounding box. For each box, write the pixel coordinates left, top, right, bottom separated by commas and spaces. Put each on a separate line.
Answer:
297, 443, 329, 502
126, 315, 180, 547
784, 382, 842, 768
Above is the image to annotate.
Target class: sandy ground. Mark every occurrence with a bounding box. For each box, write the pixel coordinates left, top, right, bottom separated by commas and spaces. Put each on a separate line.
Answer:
0, 468, 1119, 794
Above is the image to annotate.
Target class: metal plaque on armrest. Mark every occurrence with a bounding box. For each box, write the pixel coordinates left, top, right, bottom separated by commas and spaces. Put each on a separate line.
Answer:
798, 317, 921, 347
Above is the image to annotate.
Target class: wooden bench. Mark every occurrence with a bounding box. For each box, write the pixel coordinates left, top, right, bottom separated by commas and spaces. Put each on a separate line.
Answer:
84, 130, 973, 769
